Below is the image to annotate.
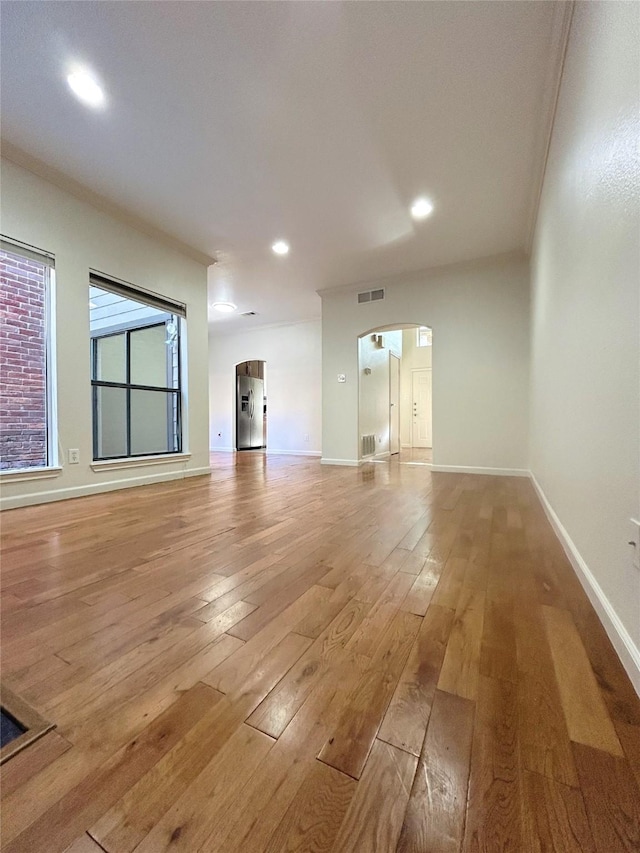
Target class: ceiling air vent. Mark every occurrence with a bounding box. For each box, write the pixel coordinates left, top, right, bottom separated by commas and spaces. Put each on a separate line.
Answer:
357, 287, 385, 304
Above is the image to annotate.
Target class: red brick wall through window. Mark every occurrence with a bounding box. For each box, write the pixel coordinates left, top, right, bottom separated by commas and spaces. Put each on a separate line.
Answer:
0, 248, 48, 470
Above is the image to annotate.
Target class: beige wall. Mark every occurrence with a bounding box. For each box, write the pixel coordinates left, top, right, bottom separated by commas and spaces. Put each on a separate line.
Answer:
209, 319, 322, 455
321, 254, 530, 470
529, 3, 640, 679
0, 159, 210, 508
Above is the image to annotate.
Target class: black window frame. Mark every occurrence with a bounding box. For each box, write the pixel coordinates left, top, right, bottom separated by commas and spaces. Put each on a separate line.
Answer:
91, 320, 183, 460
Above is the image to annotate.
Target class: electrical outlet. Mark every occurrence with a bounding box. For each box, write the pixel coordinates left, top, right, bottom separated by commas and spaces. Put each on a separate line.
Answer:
304, 434, 309, 442
68, 448, 80, 464
629, 518, 640, 571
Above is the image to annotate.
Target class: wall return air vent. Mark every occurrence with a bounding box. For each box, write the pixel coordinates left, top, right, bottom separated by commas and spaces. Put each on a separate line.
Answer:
357, 288, 385, 304
361, 434, 376, 456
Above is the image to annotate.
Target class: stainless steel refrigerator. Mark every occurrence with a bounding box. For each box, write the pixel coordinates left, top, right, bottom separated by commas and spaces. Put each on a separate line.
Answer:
236, 375, 265, 449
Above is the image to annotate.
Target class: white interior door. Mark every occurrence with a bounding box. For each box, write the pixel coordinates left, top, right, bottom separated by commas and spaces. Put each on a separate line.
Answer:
412, 369, 432, 448
389, 353, 400, 455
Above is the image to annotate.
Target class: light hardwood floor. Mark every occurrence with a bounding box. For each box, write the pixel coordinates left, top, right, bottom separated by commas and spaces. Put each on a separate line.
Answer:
395, 448, 433, 464
1, 452, 639, 852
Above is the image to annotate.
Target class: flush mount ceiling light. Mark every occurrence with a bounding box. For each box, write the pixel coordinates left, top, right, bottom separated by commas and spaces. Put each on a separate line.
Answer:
212, 302, 236, 313
410, 197, 434, 220
67, 68, 105, 108
271, 240, 290, 256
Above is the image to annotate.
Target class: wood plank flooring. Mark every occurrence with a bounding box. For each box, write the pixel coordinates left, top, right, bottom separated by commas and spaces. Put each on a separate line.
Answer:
1, 451, 639, 852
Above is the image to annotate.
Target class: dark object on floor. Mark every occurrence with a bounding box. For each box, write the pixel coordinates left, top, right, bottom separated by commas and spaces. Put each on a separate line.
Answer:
0, 685, 55, 764
1, 708, 26, 747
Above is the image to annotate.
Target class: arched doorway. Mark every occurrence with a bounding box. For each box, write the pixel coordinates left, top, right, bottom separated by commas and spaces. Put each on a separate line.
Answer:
357, 324, 432, 465
235, 360, 267, 450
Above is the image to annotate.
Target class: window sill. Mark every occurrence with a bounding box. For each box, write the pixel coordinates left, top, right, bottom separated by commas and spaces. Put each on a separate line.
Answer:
0, 466, 63, 483
90, 453, 191, 473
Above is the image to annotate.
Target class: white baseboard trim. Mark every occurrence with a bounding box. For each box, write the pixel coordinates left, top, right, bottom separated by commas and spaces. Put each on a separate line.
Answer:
530, 472, 640, 697
210, 447, 235, 453
266, 450, 322, 458
0, 466, 211, 511
375, 451, 391, 460
320, 458, 362, 467
184, 467, 212, 478
431, 465, 530, 477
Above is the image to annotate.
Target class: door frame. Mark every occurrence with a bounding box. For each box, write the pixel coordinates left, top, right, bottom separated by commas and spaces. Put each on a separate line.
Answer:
389, 352, 400, 455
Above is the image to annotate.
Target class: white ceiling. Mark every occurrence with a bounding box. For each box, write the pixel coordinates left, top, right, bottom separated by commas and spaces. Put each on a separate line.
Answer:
0, 1, 568, 331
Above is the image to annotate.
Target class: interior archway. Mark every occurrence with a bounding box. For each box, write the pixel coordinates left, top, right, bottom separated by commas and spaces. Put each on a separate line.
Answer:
357, 324, 432, 465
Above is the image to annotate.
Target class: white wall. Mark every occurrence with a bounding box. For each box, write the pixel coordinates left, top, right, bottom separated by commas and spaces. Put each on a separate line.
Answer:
529, 3, 640, 678
400, 327, 432, 447
209, 319, 322, 455
321, 254, 530, 470
358, 329, 402, 456
0, 159, 210, 509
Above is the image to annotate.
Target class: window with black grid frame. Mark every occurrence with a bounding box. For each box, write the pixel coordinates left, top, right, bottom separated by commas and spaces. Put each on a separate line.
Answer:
89, 274, 185, 460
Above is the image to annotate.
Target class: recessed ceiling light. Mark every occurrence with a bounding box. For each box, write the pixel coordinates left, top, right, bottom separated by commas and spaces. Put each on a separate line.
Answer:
271, 240, 290, 256
212, 302, 236, 313
410, 197, 434, 220
67, 68, 105, 108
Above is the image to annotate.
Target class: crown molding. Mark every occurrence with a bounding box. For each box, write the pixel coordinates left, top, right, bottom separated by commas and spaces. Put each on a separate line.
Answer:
525, 1, 575, 254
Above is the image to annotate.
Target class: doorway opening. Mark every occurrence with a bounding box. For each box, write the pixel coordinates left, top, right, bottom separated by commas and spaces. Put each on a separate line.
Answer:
235, 360, 267, 450
357, 324, 432, 465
